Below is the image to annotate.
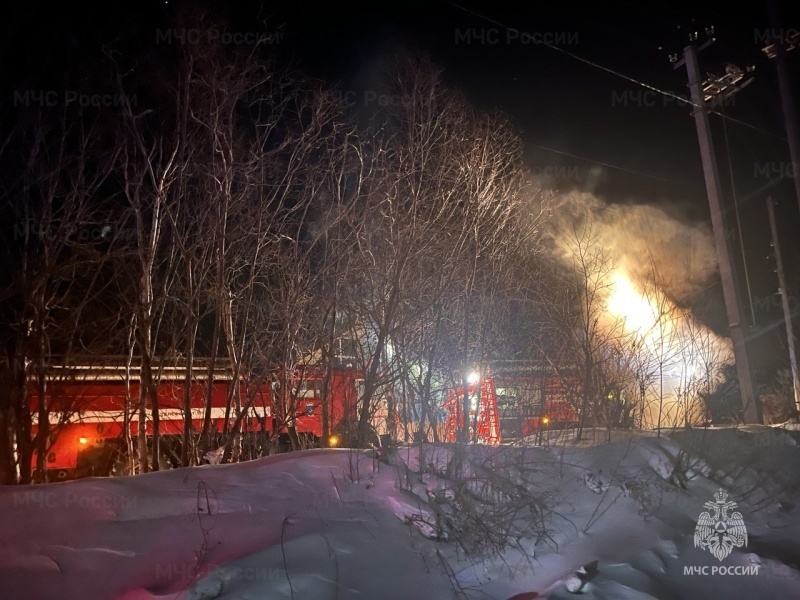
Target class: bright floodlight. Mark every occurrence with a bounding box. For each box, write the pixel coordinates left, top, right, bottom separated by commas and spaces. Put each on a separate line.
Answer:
467, 371, 479, 385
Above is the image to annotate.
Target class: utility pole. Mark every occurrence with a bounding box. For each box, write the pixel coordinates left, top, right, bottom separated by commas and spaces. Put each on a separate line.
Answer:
675, 37, 762, 423
766, 197, 800, 417
764, 0, 800, 220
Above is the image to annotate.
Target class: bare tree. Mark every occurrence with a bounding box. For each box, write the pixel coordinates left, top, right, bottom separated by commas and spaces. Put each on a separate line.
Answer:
0, 100, 122, 483
115, 61, 185, 473
336, 55, 539, 447
538, 202, 630, 441
304, 106, 372, 447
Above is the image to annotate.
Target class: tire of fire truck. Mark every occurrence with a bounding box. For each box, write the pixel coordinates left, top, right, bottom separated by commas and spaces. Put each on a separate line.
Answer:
36, 468, 73, 483
52, 469, 72, 481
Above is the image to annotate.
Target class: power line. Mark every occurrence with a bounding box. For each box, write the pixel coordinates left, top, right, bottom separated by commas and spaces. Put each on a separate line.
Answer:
502, 0, 672, 53
446, 1, 787, 141
527, 142, 672, 182
721, 110, 756, 326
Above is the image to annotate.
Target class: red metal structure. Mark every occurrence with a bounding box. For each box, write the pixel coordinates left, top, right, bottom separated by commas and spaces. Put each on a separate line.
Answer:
29, 361, 266, 479
28, 360, 363, 480
442, 367, 580, 444
27, 356, 579, 479
442, 377, 501, 445
276, 366, 361, 440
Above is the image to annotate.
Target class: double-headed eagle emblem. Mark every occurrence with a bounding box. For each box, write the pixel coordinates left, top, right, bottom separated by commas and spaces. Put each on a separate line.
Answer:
693, 489, 748, 561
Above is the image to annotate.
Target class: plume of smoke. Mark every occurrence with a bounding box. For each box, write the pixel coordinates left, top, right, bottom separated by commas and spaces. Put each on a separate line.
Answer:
543, 189, 733, 427
545, 190, 718, 304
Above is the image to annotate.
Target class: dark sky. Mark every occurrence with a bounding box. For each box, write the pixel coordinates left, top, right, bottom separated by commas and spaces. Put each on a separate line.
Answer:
6, 1, 795, 209
239, 1, 793, 202
4, 0, 799, 373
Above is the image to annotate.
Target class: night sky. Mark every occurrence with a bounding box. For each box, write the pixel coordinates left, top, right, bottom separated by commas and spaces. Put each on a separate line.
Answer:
3, 0, 799, 373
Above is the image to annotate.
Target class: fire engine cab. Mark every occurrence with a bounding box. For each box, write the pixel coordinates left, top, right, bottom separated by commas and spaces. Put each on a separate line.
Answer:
442, 363, 580, 445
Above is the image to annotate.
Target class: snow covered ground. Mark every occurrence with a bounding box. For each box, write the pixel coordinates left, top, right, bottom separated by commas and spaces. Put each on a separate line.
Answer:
2, 427, 800, 599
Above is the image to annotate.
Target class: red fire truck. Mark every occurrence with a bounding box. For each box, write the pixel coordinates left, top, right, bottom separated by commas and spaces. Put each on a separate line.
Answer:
277, 366, 361, 442
442, 366, 580, 445
27, 356, 579, 479
28, 359, 363, 480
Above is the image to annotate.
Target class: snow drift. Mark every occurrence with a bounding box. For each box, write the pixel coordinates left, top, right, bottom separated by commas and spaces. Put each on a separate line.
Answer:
1, 427, 799, 599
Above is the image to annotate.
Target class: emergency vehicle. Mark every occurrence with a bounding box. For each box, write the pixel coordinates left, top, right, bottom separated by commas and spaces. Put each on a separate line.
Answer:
28, 358, 363, 480
442, 363, 580, 445
27, 356, 578, 480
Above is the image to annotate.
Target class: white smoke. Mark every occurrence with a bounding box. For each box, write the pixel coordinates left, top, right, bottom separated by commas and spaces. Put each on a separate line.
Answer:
545, 189, 732, 427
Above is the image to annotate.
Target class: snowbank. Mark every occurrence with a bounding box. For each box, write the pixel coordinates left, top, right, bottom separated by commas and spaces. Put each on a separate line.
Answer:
1, 427, 799, 599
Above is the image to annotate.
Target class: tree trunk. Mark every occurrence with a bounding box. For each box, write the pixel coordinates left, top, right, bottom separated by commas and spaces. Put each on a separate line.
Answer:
200, 317, 220, 457
34, 320, 48, 482
320, 305, 336, 447
182, 317, 197, 466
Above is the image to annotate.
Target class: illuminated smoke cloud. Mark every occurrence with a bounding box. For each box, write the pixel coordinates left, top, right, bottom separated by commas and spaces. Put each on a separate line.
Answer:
545, 190, 733, 427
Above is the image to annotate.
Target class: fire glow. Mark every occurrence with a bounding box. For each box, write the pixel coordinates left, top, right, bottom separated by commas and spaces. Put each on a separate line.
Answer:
604, 267, 733, 426
607, 270, 664, 339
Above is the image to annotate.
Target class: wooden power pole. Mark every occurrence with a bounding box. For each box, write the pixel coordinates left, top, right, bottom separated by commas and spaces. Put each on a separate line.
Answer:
676, 38, 762, 423
764, 1, 800, 221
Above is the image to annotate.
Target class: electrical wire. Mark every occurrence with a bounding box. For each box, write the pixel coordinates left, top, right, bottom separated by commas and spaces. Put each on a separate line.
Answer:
446, 1, 787, 141
527, 142, 673, 182
721, 109, 756, 326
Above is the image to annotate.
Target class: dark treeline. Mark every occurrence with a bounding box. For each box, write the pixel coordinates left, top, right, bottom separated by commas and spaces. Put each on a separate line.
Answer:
0, 12, 555, 483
